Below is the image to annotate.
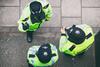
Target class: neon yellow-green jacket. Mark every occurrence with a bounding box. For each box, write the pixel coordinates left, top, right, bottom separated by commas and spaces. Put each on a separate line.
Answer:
59, 24, 95, 56
17, 0, 52, 32
27, 44, 59, 67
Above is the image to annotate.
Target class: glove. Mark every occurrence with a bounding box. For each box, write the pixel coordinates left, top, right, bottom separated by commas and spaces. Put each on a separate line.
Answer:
45, 19, 48, 21
22, 22, 29, 30
61, 27, 66, 34
38, 11, 46, 20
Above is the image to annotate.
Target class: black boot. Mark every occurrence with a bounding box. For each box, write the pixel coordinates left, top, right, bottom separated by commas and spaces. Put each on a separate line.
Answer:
27, 31, 33, 43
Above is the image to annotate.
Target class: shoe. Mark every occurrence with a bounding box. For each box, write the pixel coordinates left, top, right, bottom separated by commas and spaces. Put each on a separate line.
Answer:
27, 31, 33, 43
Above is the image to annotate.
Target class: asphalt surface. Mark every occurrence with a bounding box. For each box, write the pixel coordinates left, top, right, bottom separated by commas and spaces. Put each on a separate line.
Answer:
0, 27, 99, 67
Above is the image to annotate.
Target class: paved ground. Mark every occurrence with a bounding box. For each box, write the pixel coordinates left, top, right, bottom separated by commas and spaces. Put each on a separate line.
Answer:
0, 0, 100, 67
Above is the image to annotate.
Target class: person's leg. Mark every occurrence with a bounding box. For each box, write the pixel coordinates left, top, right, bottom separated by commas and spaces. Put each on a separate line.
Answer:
28, 63, 34, 67
27, 59, 34, 67
27, 31, 33, 43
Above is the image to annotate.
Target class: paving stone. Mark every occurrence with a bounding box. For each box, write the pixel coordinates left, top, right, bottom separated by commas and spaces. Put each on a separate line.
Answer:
62, 18, 81, 27
0, 7, 19, 26
49, 0, 60, 7
36, 27, 60, 33
82, 0, 100, 7
82, 8, 100, 27
20, 0, 30, 11
0, 33, 30, 67
0, 27, 10, 32
10, 27, 19, 33
62, 0, 81, 17
0, 0, 19, 6
42, 8, 61, 27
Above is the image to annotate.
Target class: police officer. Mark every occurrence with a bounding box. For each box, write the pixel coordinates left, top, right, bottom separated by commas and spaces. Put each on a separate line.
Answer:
17, 0, 52, 43
59, 24, 95, 56
27, 43, 59, 67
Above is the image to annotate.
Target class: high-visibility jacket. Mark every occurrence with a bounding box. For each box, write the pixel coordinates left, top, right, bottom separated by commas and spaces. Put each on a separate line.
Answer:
17, 0, 52, 32
59, 24, 95, 56
27, 44, 58, 67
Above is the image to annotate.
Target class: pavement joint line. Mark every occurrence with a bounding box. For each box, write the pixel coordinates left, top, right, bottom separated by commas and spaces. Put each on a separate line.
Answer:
51, 6, 60, 8
0, 6, 19, 7
62, 16, 81, 18
19, 0, 21, 18
19, 0, 21, 17
82, 7, 100, 8
60, 0, 62, 27
81, 0, 82, 24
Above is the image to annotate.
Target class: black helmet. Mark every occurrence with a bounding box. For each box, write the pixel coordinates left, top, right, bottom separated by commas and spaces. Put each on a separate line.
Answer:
65, 25, 86, 44
30, 1, 42, 14
30, 1, 45, 23
36, 43, 56, 63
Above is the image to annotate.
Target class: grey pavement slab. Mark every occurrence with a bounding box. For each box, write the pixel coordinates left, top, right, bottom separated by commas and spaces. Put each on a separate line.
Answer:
20, 0, 30, 11
62, 18, 81, 27
0, 0, 19, 6
36, 27, 60, 33
62, 0, 81, 17
49, 0, 60, 7
42, 8, 61, 27
82, 0, 100, 7
0, 26, 11, 32
0, 7, 19, 26
82, 8, 100, 27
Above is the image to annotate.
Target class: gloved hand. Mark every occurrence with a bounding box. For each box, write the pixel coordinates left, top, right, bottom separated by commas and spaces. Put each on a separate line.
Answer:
38, 11, 46, 20
61, 27, 66, 34
45, 19, 48, 21
22, 22, 29, 30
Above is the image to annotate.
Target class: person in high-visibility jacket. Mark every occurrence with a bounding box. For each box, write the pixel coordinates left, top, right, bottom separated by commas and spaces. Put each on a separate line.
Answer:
27, 43, 58, 67
17, 0, 52, 43
59, 24, 95, 56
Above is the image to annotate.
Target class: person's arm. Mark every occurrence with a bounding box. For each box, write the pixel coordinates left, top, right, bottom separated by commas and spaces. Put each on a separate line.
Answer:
59, 28, 68, 52
45, 4, 53, 21
43, 2, 53, 21
59, 34, 68, 52
17, 4, 30, 32
18, 22, 28, 32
